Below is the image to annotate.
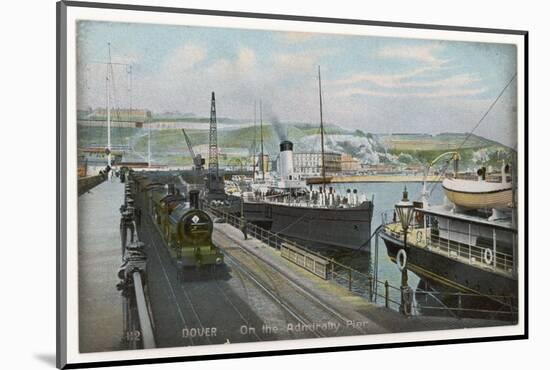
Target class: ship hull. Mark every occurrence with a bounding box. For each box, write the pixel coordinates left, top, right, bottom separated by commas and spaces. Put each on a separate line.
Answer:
381, 232, 517, 299
236, 200, 373, 250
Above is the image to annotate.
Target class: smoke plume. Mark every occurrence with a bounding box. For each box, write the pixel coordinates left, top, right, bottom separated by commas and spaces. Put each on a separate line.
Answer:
270, 114, 287, 142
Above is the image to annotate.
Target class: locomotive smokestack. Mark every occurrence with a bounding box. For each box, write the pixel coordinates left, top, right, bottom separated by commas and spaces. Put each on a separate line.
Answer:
189, 189, 200, 209
279, 140, 294, 180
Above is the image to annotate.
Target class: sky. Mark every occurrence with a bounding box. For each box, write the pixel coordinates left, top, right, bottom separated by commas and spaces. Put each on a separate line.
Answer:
76, 21, 518, 147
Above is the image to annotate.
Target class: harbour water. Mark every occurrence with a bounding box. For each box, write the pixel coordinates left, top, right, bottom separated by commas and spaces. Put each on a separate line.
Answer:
320, 182, 445, 307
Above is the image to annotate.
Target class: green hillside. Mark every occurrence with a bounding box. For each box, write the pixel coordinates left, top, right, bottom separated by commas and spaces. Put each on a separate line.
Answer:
382, 133, 496, 151
381, 133, 514, 169
77, 121, 514, 170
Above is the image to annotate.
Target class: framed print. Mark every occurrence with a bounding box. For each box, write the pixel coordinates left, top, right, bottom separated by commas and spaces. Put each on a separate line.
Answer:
57, 1, 528, 368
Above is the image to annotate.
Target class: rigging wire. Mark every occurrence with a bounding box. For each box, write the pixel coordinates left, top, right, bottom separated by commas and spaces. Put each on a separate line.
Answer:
422, 72, 518, 199
458, 72, 518, 151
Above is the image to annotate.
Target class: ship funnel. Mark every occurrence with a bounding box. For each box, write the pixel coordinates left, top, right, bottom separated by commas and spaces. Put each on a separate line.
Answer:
279, 140, 294, 180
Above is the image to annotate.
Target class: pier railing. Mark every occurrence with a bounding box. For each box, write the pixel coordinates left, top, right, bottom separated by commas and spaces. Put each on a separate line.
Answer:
206, 205, 403, 312
207, 204, 518, 321
78, 173, 107, 196
205, 204, 380, 291
118, 180, 157, 350
410, 289, 517, 319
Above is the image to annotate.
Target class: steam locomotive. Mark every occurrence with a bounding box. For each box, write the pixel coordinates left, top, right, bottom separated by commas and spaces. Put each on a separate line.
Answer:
131, 172, 224, 270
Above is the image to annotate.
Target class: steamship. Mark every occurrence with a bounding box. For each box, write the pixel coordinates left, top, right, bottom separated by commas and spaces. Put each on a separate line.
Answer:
233, 140, 374, 250
226, 67, 374, 250
380, 156, 518, 305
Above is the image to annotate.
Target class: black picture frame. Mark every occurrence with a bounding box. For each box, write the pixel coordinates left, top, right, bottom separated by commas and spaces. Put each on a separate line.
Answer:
57, 1, 528, 368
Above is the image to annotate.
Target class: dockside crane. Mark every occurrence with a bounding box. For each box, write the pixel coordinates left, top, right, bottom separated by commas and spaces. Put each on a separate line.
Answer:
206, 91, 225, 197
181, 128, 205, 171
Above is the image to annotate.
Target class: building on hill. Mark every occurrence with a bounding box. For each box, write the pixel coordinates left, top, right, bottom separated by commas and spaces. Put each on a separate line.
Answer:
403, 164, 426, 175
78, 108, 153, 128
341, 153, 361, 173
91, 108, 152, 122
362, 163, 399, 174
293, 152, 342, 176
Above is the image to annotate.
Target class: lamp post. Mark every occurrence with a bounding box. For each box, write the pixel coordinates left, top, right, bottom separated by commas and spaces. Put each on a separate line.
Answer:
395, 186, 414, 315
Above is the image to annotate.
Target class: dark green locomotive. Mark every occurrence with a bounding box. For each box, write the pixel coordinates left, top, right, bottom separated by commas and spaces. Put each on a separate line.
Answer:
133, 172, 224, 269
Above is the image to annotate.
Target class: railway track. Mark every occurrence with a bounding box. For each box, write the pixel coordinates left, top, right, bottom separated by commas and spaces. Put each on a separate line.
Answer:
208, 272, 263, 341
136, 198, 368, 345
140, 215, 268, 345
139, 218, 197, 346
224, 252, 324, 338
213, 229, 369, 337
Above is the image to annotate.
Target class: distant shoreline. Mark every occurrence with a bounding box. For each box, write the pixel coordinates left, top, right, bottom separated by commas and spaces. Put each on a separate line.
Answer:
307, 175, 441, 184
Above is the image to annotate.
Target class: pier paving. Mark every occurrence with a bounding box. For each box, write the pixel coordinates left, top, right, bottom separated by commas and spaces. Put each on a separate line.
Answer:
78, 179, 124, 353
213, 222, 511, 334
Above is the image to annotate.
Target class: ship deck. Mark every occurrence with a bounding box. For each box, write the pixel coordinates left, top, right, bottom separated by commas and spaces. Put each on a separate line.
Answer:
382, 223, 516, 279
421, 204, 514, 230
244, 199, 368, 209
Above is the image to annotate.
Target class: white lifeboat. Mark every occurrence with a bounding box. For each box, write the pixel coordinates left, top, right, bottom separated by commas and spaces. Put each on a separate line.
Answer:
442, 178, 512, 209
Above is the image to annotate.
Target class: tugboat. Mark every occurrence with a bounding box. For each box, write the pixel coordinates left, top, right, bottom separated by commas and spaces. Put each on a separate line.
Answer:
225, 67, 374, 250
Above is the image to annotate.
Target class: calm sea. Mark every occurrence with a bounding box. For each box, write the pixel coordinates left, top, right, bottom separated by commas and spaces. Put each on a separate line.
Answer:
328, 182, 444, 297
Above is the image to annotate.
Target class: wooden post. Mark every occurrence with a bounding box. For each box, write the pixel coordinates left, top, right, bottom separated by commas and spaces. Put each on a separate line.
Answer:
492, 228, 497, 271
374, 232, 379, 302
385, 280, 389, 308
368, 275, 372, 302
448, 219, 451, 256
468, 223, 472, 264
348, 268, 352, 291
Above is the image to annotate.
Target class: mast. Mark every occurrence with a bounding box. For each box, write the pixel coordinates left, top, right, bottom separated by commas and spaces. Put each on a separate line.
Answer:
318, 66, 326, 193
147, 123, 151, 167
106, 42, 112, 168
127, 64, 132, 121
106, 75, 111, 167
252, 101, 257, 180
260, 100, 265, 181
